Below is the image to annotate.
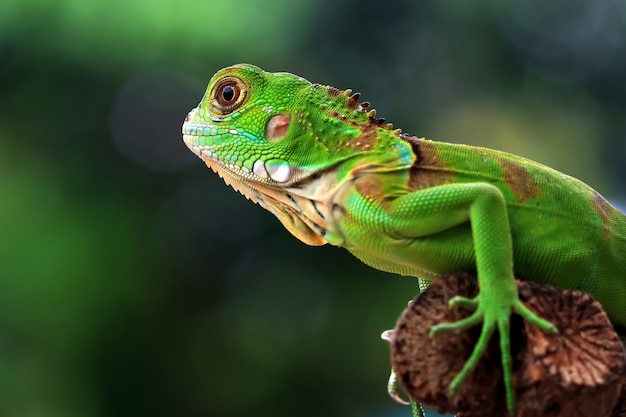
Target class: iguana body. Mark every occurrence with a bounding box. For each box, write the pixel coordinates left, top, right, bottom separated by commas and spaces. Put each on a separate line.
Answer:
182, 64, 626, 414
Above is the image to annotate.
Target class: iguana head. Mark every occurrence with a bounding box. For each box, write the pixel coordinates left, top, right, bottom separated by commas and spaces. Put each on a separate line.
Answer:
183, 64, 414, 245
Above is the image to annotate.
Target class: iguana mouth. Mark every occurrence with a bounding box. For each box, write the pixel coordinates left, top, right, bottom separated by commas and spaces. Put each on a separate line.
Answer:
182, 108, 202, 150
183, 107, 262, 181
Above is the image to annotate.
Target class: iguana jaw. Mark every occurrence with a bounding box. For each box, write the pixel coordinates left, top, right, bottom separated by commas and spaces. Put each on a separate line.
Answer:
183, 109, 332, 246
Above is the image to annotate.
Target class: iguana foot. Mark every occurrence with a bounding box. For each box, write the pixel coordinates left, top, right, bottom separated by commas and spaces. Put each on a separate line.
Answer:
429, 290, 558, 414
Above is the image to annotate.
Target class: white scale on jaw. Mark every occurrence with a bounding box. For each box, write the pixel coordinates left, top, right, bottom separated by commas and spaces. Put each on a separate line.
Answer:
253, 159, 291, 183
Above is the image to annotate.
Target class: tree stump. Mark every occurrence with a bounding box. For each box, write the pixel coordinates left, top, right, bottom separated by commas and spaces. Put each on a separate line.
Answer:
389, 272, 626, 417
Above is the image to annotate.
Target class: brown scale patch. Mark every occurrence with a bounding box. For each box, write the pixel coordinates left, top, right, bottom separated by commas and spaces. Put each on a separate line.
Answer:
326, 86, 341, 96
323, 88, 402, 151
327, 107, 381, 151
354, 175, 389, 209
344, 125, 378, 151
498, 157, 542, 203
591, 191, 615, 237
401, 136, 455, 191
591, 191, 614, 223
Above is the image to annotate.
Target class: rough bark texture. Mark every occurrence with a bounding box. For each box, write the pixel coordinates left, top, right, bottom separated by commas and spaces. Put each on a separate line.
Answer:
613, 334, 626, 417
390, 272, 626, 417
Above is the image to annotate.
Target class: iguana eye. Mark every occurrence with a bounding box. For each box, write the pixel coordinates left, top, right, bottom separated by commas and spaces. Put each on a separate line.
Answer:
211, 76, 247, 115
219, 83, 238, 105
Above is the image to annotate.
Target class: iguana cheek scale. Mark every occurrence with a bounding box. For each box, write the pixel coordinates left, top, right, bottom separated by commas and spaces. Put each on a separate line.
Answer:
182, 63, 626, 415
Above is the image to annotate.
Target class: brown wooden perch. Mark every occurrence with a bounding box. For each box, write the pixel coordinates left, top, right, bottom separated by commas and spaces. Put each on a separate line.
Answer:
389, 272, 626, 417
614, 334, 626, 417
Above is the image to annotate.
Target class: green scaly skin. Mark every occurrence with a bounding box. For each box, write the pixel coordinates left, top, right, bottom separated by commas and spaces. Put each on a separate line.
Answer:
182, 64, 626, 415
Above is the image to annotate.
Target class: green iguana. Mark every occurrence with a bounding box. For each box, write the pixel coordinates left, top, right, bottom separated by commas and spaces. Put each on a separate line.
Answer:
182, 64, 626, 416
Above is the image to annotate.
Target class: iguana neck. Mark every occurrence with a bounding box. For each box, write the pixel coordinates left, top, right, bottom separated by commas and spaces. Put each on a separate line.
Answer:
204, 136, 416, 247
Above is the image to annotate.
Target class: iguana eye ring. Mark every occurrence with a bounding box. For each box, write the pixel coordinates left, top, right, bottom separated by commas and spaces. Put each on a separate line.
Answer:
211, 76, 247, 115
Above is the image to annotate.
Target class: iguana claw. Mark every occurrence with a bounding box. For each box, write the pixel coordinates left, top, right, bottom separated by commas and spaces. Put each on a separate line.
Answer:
382, 330, 427, 417
382, 331, 410, 404
386, 368, 411, 405
380, 329, 394, 342
387, 369, 427, 417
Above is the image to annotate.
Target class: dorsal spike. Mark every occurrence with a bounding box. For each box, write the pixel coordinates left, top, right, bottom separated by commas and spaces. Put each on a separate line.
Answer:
367, 109, 377, 118
341, 89, 353, 97
392, 128, 402, 134
360, 101, 370, 109
347, 92, 361, 108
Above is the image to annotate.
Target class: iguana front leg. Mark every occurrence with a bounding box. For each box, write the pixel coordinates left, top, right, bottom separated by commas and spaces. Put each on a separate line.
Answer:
364, 182, 558, 413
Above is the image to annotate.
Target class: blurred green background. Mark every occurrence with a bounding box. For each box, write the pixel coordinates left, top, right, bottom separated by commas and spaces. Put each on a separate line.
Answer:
1, 0, 625, 416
